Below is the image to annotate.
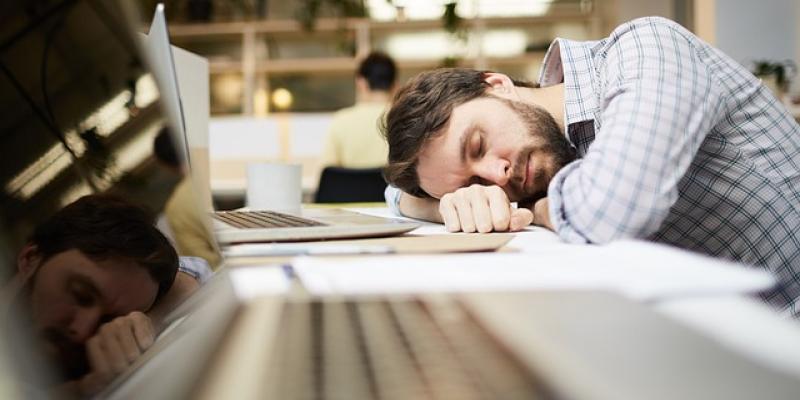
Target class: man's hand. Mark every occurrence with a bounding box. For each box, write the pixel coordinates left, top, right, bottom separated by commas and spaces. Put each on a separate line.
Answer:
531, 197, 554, 231
75, 311, 155, 396
439, 185, 533, 233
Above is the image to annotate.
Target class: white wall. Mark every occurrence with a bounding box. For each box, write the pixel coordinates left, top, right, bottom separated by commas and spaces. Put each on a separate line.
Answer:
714, 0, 798, 78
208, 114, 333, 195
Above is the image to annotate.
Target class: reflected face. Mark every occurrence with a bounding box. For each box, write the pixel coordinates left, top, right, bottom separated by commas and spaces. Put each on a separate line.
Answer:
416, 96, 576, 202
22, 248, 158, 379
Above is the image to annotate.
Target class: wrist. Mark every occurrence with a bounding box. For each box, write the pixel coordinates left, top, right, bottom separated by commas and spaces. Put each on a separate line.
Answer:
532, 198, 554, 231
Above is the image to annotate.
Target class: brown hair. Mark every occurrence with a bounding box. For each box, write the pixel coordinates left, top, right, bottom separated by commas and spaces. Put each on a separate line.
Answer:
381, 68, 537, 198
29, 194, 178, 301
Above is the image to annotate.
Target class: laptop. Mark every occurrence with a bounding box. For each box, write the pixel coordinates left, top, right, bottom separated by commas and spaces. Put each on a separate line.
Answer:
144, 5, 419, 244
99, 275, 800, 400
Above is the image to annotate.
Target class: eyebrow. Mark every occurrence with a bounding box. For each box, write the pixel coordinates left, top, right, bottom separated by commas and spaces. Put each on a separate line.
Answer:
459, 123, 478, 164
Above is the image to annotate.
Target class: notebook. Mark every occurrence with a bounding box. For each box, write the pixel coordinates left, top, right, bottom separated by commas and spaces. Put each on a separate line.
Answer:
144, 5, 419, 244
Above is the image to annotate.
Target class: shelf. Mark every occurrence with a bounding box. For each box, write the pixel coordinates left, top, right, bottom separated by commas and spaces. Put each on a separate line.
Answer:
168, 13, 597, 37
168, 9, 600, 115
208, 52, 546, 75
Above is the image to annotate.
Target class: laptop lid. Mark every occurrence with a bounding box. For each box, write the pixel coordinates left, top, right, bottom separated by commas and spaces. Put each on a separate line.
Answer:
143, 9, 418, 244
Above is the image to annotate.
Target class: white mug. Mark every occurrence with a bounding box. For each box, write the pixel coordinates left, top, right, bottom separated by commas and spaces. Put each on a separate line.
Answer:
246, 163, 302, 213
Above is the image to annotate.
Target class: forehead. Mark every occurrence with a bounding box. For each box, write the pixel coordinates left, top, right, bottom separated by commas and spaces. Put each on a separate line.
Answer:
416, 97, 504, 198
43, 249, 159, 313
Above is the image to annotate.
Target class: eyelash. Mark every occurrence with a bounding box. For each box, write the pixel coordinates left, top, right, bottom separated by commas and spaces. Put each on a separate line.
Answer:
473, 135, 484, 158
72, 287, 94, 307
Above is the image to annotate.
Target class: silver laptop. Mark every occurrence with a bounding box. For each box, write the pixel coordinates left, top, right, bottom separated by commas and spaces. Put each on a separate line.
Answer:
99, 278, 800, 400
145, 5, 418, 244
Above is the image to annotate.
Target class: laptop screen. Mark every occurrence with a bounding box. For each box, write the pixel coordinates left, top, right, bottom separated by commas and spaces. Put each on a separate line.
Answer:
0, 0, 185, 394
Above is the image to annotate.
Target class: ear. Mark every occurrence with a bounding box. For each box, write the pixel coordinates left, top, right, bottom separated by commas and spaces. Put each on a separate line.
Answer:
483, 72, 518, 100
17, 243, 42, 279
355, 76, 370, 95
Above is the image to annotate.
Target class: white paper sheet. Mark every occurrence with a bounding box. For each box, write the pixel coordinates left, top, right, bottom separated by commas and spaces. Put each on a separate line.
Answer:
292, 239, 775, 301
228, 265, 291, 299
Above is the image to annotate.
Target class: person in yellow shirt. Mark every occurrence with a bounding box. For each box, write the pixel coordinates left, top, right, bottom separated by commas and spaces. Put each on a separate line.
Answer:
322, 52, 397, 168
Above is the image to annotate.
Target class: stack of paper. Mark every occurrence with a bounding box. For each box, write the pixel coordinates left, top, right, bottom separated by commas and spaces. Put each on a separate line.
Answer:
292, 240, 774, 301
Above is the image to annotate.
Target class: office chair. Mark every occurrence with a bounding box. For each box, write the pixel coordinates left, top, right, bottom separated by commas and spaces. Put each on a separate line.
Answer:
314, 166, 387, 203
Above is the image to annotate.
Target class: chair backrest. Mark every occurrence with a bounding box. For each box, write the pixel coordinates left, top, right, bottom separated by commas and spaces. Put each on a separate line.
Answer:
314, 166, 387, 203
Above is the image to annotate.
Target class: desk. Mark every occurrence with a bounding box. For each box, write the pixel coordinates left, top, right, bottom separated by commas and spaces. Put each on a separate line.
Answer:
107, 206, 800, 399
317, 207, 800, 379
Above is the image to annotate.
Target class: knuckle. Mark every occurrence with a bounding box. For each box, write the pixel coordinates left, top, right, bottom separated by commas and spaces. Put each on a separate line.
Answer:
127, 351, 140, 362
494, 216, 511, 230
476, 222, 493, 233
99, 324, 114, 336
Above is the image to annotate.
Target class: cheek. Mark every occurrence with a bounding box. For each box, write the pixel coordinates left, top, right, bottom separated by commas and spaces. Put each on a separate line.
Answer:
29, 276, 72, 328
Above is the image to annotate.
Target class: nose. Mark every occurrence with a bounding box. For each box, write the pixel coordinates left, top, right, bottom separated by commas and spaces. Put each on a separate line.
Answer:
474, 156, 511, 186
67, 308, 103, 343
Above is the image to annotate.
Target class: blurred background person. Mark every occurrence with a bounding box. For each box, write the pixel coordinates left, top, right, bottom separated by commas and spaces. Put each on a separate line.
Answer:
321, 51, 397, 168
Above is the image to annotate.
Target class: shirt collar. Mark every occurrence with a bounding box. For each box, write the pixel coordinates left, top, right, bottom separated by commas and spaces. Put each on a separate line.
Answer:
538, 38, 600, 130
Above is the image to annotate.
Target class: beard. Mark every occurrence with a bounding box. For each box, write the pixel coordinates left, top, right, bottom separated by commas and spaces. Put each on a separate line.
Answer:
499, 98, 577, 204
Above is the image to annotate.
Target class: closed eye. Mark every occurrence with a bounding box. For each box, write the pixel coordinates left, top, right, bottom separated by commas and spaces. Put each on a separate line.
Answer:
470, 132, 484, 159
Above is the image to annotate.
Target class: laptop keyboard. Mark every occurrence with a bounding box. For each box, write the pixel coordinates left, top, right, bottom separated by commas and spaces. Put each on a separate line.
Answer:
267, 298, 546, 399
213, 210, 326, 229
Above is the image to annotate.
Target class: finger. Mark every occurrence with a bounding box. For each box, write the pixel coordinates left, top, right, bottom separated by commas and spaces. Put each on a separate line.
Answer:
86, 336, 112, 382
453, 194, 476, 233
98, 325, 129, 374
113, 319, 143, 364
439, 195, 461, 232
130, 313, 155, 351
469, 190, 494, 233
509, 208, 534, 231
486, 187, 512, 231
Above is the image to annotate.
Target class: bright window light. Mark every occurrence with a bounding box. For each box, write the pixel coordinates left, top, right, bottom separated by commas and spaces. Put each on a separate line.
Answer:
367, 0, 555, 21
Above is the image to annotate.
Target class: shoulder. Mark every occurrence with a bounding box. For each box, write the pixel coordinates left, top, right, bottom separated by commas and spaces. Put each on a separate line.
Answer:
608, 16, 695, 46
331, 104, 359, 121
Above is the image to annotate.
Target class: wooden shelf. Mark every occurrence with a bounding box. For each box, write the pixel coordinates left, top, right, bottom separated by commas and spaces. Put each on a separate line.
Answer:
168, 13, 597, 37
208, 52, 546, 75
170, 9, 600, 115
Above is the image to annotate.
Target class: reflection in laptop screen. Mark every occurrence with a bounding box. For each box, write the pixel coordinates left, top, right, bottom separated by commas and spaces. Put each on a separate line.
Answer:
0, 0, 184, 396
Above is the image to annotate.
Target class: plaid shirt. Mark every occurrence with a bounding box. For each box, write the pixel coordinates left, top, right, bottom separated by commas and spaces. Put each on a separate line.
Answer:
543, 17, 800, 315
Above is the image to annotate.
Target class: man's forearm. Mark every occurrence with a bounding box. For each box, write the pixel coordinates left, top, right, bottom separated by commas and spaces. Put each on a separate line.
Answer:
398, 193, 443, 223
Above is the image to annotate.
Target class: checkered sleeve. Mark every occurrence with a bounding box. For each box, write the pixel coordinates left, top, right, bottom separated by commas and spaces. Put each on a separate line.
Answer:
384, 184, 403, 216
549, 19, 726, 243
178, 256, 213, 284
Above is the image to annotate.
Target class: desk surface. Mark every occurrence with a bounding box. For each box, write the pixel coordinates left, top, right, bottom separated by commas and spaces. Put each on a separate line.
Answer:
254, 206, 800, 379
106, 206, 800, 399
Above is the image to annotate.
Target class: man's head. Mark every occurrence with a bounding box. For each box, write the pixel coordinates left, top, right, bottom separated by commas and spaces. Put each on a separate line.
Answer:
357, 51, 397, 92
383, 68, 576, 203
15, 194, 178, 378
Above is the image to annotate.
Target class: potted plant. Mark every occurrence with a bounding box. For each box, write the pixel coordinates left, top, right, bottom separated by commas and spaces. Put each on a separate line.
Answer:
752, 60, 797, 100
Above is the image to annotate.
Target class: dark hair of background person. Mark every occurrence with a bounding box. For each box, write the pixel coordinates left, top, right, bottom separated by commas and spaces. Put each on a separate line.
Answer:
153, 127, 180, 169
358, 51, 397, 91
28, 194, 179, 301
382, 68, 539, 198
